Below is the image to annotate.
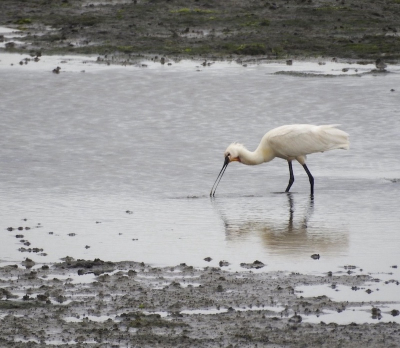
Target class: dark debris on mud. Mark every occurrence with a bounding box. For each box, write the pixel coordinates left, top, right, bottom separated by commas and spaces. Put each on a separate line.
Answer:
0, 258, 399, 347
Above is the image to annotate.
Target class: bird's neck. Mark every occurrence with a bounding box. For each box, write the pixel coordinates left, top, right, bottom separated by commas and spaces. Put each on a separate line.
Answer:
239, 145, 275, 165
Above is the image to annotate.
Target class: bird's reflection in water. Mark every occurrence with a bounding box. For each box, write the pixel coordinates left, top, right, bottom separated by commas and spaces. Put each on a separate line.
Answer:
215, 193, 349, 256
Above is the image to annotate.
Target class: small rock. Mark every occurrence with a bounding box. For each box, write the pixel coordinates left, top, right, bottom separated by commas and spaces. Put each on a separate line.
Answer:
219, 260, 230, 267
240, 260, 265, 269
371, 307, 381, 319
37, 294, 49, 301
5, 42, 16, 49
22, 258, 35, 269
375, 58, 387, 71
216, 285, 224, 292
289, 314, 302, 323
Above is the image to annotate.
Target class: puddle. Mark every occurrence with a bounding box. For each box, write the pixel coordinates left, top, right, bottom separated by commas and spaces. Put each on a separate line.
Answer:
143, 305, 286, 318
296, 277, 400, 303
64, 315, 115, 322
303, 305, 400, 325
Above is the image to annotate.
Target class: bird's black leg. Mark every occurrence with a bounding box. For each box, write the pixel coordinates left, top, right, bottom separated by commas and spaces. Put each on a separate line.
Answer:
285, 161, 294, 192
302, 164, 314, 196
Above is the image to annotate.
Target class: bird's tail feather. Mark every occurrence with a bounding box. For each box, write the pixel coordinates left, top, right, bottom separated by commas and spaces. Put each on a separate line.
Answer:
320, 125, 350, 150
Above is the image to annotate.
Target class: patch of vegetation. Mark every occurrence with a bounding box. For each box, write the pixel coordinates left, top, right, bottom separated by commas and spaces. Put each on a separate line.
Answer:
170, 8, 216, 15
44, 14, 102, 27
116, 9, 124, 20
15, 18, 32, 25
221, 43, 267, 55
345, 42, 380, 54
121, 312, 187, 328
271, 46, 286, 58
241, 20, 270, 27
0, 300, 45, 309
316, 6, 351, 12
342, 36, 400, 58
116, 45, 136, 53
281, 19, 312, 30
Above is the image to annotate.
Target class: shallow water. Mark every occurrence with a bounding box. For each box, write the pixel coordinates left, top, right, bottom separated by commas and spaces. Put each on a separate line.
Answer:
0, 53, 399, 281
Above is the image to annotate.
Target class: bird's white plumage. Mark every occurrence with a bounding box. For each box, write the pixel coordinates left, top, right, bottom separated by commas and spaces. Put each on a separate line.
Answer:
264, 124, 349, 160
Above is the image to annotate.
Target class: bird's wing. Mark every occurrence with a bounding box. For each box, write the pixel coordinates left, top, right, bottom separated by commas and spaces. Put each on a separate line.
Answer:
266, 124, 349, 158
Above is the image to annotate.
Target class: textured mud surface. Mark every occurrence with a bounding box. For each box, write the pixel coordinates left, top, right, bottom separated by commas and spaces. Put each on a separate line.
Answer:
1, 0, 400, 60
1, 258, 399, 347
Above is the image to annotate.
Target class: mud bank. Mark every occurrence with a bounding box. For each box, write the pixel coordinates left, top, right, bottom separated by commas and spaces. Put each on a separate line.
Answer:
1, 0, 400, 60
1, 258, 399, 347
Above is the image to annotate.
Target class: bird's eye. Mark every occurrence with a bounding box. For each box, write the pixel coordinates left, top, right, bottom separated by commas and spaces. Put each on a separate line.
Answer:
226, 153, 230, 157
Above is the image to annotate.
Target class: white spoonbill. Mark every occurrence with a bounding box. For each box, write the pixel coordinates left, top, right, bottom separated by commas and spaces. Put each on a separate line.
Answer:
210, 124, 349, 196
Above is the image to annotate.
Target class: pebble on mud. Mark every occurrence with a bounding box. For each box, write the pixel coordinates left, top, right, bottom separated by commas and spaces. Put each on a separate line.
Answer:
219, 260, 230, 267
288, 314, 302, 323
21, 258, 35, 269
240, 260, 265, 269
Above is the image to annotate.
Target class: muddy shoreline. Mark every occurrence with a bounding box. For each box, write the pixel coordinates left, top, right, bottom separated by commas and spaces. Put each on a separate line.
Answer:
1, 0, 400, 61
1, 258, 399, 347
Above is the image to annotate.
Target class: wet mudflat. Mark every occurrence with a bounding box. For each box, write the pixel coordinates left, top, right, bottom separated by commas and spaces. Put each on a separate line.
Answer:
1, 258, 399, 347
1, 0, 400, 59
0, 53, 400, 346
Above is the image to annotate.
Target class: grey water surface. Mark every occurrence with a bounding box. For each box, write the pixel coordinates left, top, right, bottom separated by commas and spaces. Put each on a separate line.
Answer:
0, 57, 399, 277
